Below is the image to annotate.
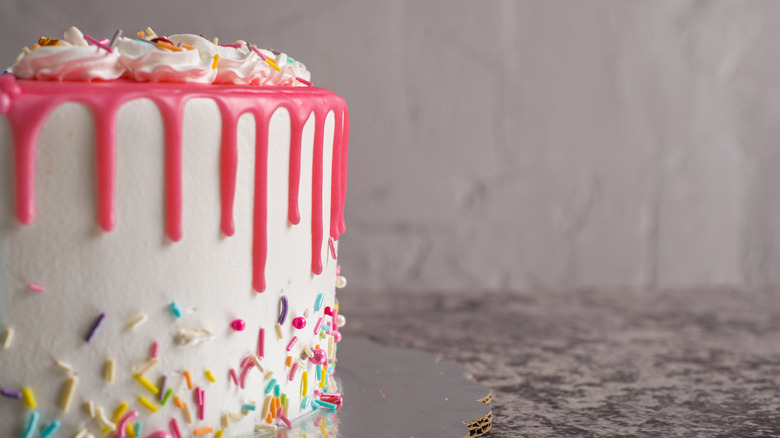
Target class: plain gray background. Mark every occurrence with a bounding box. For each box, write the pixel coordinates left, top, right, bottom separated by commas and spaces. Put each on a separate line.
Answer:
2, 1, 777, 293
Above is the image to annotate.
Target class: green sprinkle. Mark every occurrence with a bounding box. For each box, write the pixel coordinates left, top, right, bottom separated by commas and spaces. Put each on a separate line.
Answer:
161, 388, 174, 406
281, 393, 286, 406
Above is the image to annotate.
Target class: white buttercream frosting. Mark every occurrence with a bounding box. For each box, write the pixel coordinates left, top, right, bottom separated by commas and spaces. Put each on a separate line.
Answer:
12, 27, 312, 86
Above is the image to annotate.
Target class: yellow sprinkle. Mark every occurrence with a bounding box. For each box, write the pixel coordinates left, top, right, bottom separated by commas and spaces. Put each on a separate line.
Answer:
59, 376, 78, 412
319, 366, 326, 389
126, 313, 148, 330
261, 395, 272, 419
138, 396, 158, 413
112, 402, 128, 420
181, 402, 193, 423
334, 303, 339, 311
265, 58, 281, 72
126, 423, 135, 438
212, 54, 220, 70
22, 387, 35, 409
134, 374, 159, 395
205, 369, 216, 383
105, 359, 115, 383
2, 327, 14, 349
221, 413, 229, 428
274, 323, 283, 339
183, 370, 193, 389
301, 371, 308, 396
38, 37, 60, 47
215, 431, 224, 438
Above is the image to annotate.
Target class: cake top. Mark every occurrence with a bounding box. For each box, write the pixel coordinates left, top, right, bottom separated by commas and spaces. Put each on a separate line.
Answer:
8, 26, 312, 86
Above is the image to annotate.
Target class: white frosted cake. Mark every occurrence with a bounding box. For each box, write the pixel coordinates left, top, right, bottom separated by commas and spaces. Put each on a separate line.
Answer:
0, 27, 349, 437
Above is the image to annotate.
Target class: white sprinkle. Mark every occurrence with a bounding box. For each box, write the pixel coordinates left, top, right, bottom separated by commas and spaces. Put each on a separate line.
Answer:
2, 327, 13, 349
60, 375, 78, 412
74, 427, 89, 438
105, 359, 115, 383
174, 328, 214, 347
228, 412, 242, 422
96, 406, 116, 431
264, 370, 274, 380
255, 423, 277, 432
84, 400, 95, 418
328, 335, 335, 361
274, 323, 283, 339
54, 358, 73, 373
250, 354, 265, 373
134, 358, 160, 376
181, 402, 193, 423
221, 413, 229, 428
126, 313, 148, 330
303, 344, 314, 358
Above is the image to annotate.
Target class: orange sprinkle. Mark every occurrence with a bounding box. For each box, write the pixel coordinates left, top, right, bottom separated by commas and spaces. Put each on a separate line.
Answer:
285, 356, 292, 367
137, 31, 145, 38
182, 43, 194, 50
31, 44, 41, 50
173, 396, 183, 409
266, 411, 273, 424
156, 40, 183, 52
183, 370, 193, 390
38, 37, 59, 47
193, 427, 213, 436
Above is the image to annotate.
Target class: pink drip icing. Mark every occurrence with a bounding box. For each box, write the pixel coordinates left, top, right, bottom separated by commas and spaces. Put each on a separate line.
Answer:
0, 76, 348, 292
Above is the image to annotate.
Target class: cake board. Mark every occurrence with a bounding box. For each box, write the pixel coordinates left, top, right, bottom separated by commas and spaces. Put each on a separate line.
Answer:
254, 337, 492, 437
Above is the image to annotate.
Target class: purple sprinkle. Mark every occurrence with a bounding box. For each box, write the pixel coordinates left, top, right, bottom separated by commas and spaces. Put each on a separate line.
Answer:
157, 375, 167, 402
1, 388, 22, 399
278, 296, 288, 325
109, 29, 123, 49
85, 312, 106, 343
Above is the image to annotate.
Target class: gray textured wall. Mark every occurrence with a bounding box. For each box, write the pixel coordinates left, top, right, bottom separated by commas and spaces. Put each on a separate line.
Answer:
2, 1, 779, 293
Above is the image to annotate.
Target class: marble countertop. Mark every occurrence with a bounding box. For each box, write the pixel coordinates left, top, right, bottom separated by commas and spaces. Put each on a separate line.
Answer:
338, 287, 780, 437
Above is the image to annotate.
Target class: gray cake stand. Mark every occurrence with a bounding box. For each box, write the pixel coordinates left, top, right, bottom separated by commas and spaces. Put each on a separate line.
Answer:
253, 337, 492, 438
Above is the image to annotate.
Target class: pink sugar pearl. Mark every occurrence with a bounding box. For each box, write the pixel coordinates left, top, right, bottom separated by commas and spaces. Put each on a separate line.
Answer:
231, 319, 246, 331
292, 317, 306, 329
332, 331, 342, 343
310, 348, 327, 365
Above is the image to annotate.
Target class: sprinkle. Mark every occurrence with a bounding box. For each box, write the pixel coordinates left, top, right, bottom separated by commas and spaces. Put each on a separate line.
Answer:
301, 396, 310, 410
205, 369, 216, 383
265, 378, 277, 394
292, 317, 306, 330
303, 345, 314, 358
195, 387, 204, 406
109, 29, 123, 49
181, 402, 193, 423
182, 43, 194, 50
281, 393, 287, 406
265, 58, 281, 72
314, 293, 324, 311
59, 376, 78, 412
170, 418, 182, 438
22, 386, 36, 408
105, 359, 115, 383
158, 375, 167, 401
115, 411, 139, 438
338, 314, 346, 328
74, 428, 89, 438
285, 356, 292, 367
161, 388, 174, 406
150, 342, 159, 359
275, 323, 283, 339
278, 296, 289, 325
145, 27, 157, 38
335, 275, 348, 288
221, 413, 229, 427
219, 43, 244, 48
228, 412, 242, 421
193, 427, 213, 436
83, 34, 113, 53
264, 370, 274, 380
134, 374, 160, 395
301, 371, 308, 396
266, 411, 273, 424
1, 388, 22, 399
320, 332, 326, 339
138, 396, 158, 413
328, 237, 337, 258
215, 431, 224, 438
274, 384, 281, 398
261, 395, 272, 418
183, 370, 193, 389
27, 283, 44, 292
134, 422, 142, 437
251, 353, 265, 373
242, 403, 256, 411
84, 400, 95, 417
174, 327, 214, 346
313, 399, 337, 410
112, 402, 129, 421
21, 410, 39, 438
96, 406, 116, 431
328, 335, 334, 360
229, 368, 239, 386
137, 31, 145, 38
255, 423, 277, 432
156, 40, 183, 52
3, 327, 14, 349
289, 363, 299, 381
212, 37, 219, 45
286, 336, 299, 352
231, 319, 245, 331
169, 302, 182, 318
239, 361, 253, 389
257, 328, 265, 358
136, 358, 160, 375
210, 54, 220, 70
54, 358, 73, 373
173, 396, 183, 409
249, 43, 266, 61
279, 413, 292, 428
314, 317, 324, 334
85, 312, 106, 343
22, 46, 30, 54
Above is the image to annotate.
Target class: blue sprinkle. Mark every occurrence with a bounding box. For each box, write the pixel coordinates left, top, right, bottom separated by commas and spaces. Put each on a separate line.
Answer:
169, 301, 182, 318
322, 324, 331, 332
314, 293, 324, 311
40, 420, 61, 438
135, 422, 142, 437
22, 411, 39, 438
301, 396, 310, 409
287, 56, 295, 63
316, 365, 322, 380
2, 70, 10, 74
242, 403, 256, 411
274, 383, 280, 397
313, 399, 337, 410
264, 378, 277, 394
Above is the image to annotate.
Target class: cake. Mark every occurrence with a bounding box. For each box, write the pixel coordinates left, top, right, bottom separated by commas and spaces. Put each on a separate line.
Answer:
0, 27, 349, 437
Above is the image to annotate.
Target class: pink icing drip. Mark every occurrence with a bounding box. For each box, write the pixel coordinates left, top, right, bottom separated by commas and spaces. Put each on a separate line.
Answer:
0, 76, 348, 292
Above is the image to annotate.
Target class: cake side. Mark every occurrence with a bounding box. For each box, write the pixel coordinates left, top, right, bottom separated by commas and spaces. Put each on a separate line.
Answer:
0, 77, 349, 436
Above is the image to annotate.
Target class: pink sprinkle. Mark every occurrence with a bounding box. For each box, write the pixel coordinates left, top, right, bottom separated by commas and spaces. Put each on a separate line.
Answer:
332, 308, 338, 333
257, 328, 265, 359
170, 418, 182, 438
239, 362, 254, 389
276, 407, 282, 418
27, 283, 44, 292
279, 412, 292, 428
314, 390, 321, 396
286, 336, 298, 352
240, 356, 253, 368
150, 341, 159, 359
314, 317, 324, 335
321, 392, 341, 397
289, 363, 298, 381
218, 43, 243, 48
295, 76, 312, 86
328, 237, 337, 258
249, 44, 267, 61
337, 264, 341, 275
198, 403, 204, 421
229, 368, 239, 386
194, 387, 203, 406
83, 34, 113, 53
115, 410, 139, 438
